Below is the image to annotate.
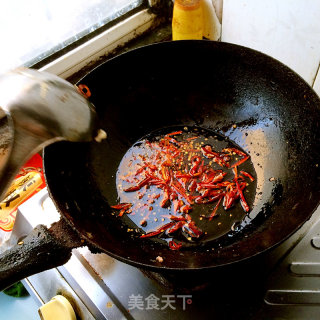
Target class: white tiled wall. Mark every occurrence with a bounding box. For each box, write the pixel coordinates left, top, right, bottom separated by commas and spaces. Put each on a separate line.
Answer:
221, 0, 320, 88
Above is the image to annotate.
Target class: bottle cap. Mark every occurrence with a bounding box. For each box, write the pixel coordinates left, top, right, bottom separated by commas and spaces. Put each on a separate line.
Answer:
38, 295, 76, 320
175, 0, 201, 11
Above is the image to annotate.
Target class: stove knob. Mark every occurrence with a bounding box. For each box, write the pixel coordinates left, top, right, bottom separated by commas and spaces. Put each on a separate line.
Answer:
38, 295, 76, 320
311, 237, 320, 249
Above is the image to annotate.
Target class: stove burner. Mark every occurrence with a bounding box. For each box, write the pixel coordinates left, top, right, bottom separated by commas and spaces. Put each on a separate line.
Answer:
11, 189, 320, 319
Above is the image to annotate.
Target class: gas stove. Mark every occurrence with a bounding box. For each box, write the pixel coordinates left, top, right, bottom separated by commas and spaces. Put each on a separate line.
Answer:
8, 188, 320, 319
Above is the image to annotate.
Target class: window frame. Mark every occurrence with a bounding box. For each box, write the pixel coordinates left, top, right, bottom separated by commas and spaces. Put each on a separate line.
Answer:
36, 1, 171, 79
29, 1, 148, 70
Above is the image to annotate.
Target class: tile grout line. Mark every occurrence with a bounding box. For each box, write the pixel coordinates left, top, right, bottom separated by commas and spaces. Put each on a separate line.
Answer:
219, 0, 223, 41
312, 61, 320, 89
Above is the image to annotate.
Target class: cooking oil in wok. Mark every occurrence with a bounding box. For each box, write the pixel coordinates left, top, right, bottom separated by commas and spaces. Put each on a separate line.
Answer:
114, 126, 257, 249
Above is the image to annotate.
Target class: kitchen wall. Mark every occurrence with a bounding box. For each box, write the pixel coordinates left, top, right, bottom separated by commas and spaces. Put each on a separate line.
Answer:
219, 0, 320, 93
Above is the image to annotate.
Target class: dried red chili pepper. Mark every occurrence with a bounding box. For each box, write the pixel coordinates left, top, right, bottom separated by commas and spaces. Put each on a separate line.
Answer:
171, 180, 194, 205
236, 182, 250, 212
170, 192, 178, 201
208, 197, 222, 220
222, 148, 247, 157
173, 199, 184, 213
161, 166, 171, 182
201, 145, 229, 167
115, 130, 255, 250
140, 222, 175, 238
232, 156, 249, 168
77, 84, 91, 98
188, 179, 197, 192
180, 204, 192, 213
111, 203, 132, 210
124, 176, 152, 192
167, 221, 186, 234
169, 215, 187, 221
212, 172, 227, 183
111, 203, 133, 217
233, 167, 250, 212
240, 170, 255, 181
195, 193, 223, 204
223, 148, 250, 168
160, 190, 170, 208
135, 163, 157, 176
189, 156, 201, 176
165, 130, 183, 137
183, 221, 203, 238
223, 184, 239, 210
175, 173, 193, 179
169, 240, 182, 250
186, 136, 199, 141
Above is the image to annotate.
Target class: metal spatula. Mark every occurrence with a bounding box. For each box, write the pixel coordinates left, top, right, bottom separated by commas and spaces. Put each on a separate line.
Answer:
0, 68, 98, 201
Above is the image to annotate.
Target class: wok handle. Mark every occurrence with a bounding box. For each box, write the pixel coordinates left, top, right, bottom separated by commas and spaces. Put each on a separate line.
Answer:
0, 220, 82, 291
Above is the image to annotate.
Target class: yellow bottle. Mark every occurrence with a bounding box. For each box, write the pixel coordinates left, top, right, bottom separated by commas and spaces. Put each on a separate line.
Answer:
172, 0, 203, 40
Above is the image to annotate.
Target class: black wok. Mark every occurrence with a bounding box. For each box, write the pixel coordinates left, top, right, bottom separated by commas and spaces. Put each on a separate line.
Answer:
1, 40, 320, 290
